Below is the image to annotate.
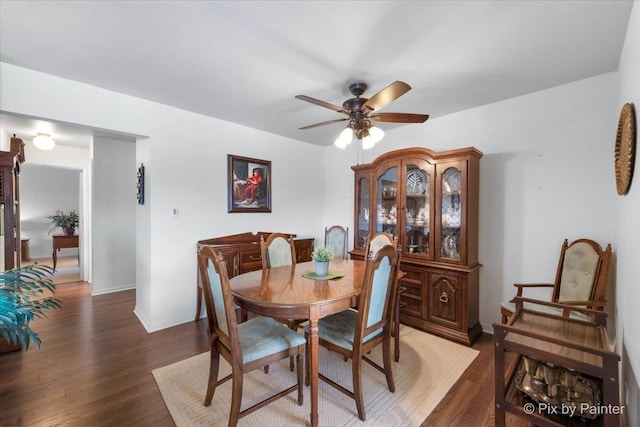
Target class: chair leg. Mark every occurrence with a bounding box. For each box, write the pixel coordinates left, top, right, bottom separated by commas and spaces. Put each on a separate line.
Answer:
352, 355, 366, 421
228, 370, 243, 427
296, 352, 304, 405
204, 347, 220, 406
304, 332, 310, 386
382, 336, 396, 393
288, 323, 299, 371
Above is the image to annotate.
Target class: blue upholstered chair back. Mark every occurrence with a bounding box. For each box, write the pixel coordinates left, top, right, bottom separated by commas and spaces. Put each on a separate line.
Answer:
325, 225, 348, 259
261, 233, 296, 269
207, 259, 229, 335
357, 244, 400, 341
198, 246, 239, 354
366, 232, 397, 259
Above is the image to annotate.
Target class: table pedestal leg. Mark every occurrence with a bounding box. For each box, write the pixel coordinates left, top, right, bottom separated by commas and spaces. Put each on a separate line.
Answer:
52, 248, 58, 271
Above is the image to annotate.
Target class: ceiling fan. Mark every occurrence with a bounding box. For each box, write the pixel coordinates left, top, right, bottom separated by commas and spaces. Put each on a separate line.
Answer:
295, 81, 429, 149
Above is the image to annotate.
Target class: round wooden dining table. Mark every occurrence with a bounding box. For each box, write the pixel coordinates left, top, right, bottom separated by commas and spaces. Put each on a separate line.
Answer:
228, 258, 366, 427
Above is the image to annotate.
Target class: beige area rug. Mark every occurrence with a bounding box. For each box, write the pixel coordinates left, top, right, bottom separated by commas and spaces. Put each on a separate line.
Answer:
153, 325, 479, 426
25, 256, 81, 284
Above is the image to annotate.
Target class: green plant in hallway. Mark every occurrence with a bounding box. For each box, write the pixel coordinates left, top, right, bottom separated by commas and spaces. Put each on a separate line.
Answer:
0, 264, 62, 351
47, 210, 79, 235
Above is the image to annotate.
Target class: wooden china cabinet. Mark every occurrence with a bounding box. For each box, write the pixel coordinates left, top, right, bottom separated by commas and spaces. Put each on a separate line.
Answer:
350, 147, 482, 345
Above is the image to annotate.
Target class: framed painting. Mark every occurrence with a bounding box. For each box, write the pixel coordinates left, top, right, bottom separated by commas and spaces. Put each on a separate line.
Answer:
228, 155, 272, 213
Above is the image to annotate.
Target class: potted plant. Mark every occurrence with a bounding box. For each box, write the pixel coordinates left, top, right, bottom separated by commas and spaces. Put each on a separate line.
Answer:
0, 264, 61, 353
312, 246, 333, 276
47, 210, 79, 236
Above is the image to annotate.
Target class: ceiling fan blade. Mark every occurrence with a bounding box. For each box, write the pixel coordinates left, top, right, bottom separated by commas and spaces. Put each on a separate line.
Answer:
295, 95, 347, 114
362, 81, 411, 112
371, 112, 430, 123
299, 118, 348, 130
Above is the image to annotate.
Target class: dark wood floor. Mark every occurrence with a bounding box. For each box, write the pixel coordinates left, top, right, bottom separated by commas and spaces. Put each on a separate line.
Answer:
0, 281, 519, 426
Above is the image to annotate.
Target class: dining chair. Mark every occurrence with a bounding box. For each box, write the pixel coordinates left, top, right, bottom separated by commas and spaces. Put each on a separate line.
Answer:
365, 231, 397, 259
260, 233, 304, 370
365, 231, 401, 361
324, 225, 349, 259
198, 246, 305, 427
305, 244, 401, 421
260, 233, 297, 268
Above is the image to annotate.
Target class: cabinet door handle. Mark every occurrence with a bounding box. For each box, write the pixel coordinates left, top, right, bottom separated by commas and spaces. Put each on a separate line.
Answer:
399, 286, 407, 293
439, 291, 449, 303
248, 255, 260, 260
399, 301, 407, 308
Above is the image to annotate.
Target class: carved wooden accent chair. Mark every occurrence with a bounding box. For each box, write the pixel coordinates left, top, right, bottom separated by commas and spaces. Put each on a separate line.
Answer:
324, 225, 349, 259
500, 238, 613, 324
305, 244, 401, 421
197, 246, 305, 427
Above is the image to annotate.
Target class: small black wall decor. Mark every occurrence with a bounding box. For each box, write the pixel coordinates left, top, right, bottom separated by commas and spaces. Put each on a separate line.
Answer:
137, 163, 145, 205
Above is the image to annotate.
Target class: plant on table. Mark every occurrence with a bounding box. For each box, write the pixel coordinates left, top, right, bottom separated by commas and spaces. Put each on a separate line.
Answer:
47, 210, 79, 235
0, 265, 62, 351
312, 246, 334, 263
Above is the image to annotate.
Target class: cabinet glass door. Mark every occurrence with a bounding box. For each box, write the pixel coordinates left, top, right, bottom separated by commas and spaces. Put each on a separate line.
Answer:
440, 167, 462, 261
356, 176, 370, 248
404, 163, 431, 257
376, 167, 398, 238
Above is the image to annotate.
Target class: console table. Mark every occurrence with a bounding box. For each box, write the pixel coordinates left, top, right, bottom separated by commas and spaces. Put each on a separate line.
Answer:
52, 235, 79, 271
195, 231, 314, 320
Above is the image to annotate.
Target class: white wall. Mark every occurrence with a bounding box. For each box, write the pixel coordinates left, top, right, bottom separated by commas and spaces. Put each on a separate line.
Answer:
92, 135, 136, 295
616, 1, 640, 425
20, 164, 80, 259
0, 127, 9, 151
0, 62, 326, 332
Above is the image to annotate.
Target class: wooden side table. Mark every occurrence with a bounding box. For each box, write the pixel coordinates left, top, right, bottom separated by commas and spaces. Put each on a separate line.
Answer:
493, 297, 620, 427
52, 235, 79, 271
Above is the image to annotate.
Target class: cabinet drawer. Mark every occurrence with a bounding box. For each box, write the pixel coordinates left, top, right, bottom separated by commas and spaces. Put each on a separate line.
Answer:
240, 250, 262, 273
398, 265, 426, 318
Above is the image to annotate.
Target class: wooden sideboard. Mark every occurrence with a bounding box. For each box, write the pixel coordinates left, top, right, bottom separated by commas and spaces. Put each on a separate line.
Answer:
195, 231, 314, 320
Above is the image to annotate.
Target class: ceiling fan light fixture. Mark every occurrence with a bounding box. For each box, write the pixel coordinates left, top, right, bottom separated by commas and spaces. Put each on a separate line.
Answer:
335, 127, 353, 149
368, 126, 384, 144
360, 125, 384, 150
361, 135, 376, 150
33, 133, 55, 150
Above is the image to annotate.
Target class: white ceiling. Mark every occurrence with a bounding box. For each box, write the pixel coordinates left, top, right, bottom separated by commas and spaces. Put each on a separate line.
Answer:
0, 1, 634, 148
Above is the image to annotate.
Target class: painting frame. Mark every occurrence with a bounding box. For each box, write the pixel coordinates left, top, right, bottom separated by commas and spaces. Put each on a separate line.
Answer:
228, 155, 272, 213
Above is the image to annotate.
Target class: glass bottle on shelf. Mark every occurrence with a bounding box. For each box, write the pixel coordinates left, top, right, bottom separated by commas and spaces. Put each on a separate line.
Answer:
440, 167, 461, 260
404, 164, 430, 257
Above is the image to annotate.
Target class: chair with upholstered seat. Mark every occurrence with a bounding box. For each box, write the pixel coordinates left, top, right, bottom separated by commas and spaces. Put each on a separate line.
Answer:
500, 238, 612, 324
260, 233, 304, 369
260, 233, 297, 269
305, 244, 401, 421
325, 225, 349, 260
365, 231, 397, 259
197, 246, 305, 427
364, 232, 401, 361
